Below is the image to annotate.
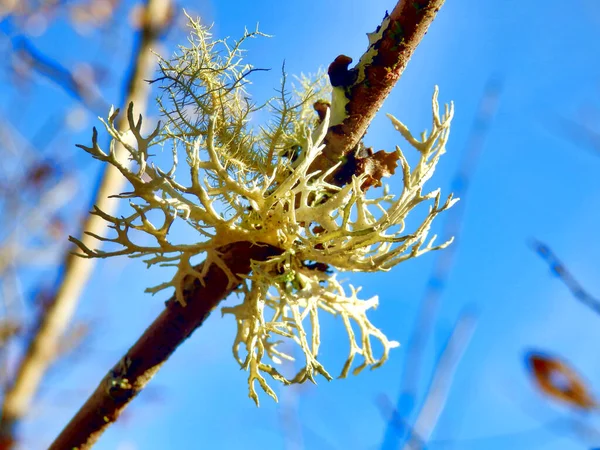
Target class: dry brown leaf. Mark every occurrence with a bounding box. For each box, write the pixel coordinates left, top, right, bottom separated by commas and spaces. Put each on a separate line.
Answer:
355, 147, 401, 190
526, 351, 597, 410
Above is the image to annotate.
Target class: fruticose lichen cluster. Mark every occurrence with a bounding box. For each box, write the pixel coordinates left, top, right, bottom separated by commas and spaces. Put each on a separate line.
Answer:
73, 15, 457, 405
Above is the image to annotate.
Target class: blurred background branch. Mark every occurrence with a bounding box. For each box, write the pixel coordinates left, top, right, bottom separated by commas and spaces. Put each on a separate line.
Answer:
8, 35, 109, 113
0, 0, 172, 446
403, 311, 477, 450
531, 240, 600, 316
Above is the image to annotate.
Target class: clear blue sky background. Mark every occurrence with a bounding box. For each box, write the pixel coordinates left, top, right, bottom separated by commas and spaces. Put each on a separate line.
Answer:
4, 0, 600, 449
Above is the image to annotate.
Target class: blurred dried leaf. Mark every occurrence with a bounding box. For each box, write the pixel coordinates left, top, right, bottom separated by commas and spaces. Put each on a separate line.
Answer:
47, 215, 66, 240
526, 351, 597, 411
69, 0, 120, 30
0, 320, 21, 348
25, 161, 55, 188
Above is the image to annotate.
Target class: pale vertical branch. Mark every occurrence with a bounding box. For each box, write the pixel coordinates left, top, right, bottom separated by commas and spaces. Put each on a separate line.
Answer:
403, 312, 477, 450
49, 1, 447, 447
0, 0, 172, 446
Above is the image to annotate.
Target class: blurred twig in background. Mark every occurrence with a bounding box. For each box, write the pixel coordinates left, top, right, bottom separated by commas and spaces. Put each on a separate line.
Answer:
8, 35, 109, 114
278, 343, 305, 450
0, 0, 172, 447
549, 114, 600, 157
379, 77, 503, 449
531, 240, 600, 316
403, 311, 477, 450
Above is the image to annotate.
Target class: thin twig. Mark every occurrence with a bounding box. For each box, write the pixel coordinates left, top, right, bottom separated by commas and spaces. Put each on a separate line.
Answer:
403, 312, 477, 450
49, 1, 447, 447
531, 240, 600, 316
0, 175, 77, 276
375, 394, 418, 441
0, 0, 172, 447
10, 36, 109, 114
547, 114, 600, 157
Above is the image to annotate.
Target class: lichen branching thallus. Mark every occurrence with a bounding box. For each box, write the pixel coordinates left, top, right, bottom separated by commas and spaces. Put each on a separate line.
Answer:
72, 15, 457, 405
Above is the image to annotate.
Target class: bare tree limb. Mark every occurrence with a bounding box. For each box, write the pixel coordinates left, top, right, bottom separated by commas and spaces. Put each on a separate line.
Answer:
48, 242, 281, 450
310, 0, 446, 174
49, 1, 447, 447
0, 0, 172, 447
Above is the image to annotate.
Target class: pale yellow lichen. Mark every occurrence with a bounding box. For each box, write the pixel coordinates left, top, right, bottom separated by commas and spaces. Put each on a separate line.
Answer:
72, 15, 456, 405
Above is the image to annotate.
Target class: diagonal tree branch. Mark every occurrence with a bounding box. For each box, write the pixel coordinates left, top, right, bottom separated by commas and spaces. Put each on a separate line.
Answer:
531, 240, 600, 316
49, 1, 447, 448
0, 0, 172, 447
403, 312, 476, 450
49, 242, 281, 450
10, 35, 109, 114
312, 0, 446, 171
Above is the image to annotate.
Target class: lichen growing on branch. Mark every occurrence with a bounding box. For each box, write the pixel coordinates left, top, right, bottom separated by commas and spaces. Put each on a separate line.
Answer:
71, 15, 457, 405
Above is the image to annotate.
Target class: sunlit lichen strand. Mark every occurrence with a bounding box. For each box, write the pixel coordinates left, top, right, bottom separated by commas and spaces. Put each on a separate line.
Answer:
71, 15, 457, 406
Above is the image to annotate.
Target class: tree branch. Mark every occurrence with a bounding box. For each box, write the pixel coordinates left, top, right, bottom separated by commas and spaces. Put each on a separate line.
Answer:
531, 240, 600, 315
0, 0, 172, 447
10, 35, 109, 114
49, 1, 447, 447
311, 0, 446, 174
48, 242, 281, 450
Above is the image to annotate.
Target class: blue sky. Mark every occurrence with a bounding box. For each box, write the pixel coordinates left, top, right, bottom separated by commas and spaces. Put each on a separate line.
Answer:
4, 0, 600, 449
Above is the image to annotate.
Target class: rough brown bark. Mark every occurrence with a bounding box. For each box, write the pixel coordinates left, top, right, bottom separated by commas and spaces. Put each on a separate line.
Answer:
49, 242, 281, 450
49, 0, 447, 447
312, 0, 447, 172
